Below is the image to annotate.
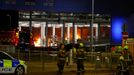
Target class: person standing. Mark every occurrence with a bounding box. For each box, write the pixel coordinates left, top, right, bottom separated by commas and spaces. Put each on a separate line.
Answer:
76, 43, 86, 74
57, 44, 66, 74
117, 51, 129, 75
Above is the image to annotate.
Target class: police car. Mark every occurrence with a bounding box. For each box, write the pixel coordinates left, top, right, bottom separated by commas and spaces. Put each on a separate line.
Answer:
0, 51, 27, 75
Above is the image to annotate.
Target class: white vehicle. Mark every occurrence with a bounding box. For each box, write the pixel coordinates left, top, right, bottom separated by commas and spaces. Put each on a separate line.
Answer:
0, 51, 27, 75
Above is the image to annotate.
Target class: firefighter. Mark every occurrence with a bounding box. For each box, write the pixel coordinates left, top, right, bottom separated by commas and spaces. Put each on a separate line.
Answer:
123, 45, 132, 67
76, 43, 86, 74
57, 44, 66, 74
117, 51, 129, 75
73, 45, 77, 63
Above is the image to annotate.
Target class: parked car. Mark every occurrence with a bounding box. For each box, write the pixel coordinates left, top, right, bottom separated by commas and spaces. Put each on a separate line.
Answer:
0, 51, 27, 75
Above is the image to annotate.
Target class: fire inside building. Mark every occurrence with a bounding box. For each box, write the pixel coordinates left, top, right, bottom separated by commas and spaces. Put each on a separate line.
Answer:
0, 10, 111, 49
18, 11, 111, 47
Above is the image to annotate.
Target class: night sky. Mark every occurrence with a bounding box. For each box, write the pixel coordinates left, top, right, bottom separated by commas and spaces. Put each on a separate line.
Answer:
0, 0, 133, 14
0, 0, 134, 44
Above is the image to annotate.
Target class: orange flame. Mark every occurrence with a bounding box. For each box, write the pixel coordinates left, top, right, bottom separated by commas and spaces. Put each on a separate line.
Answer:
34, 37, 41, 47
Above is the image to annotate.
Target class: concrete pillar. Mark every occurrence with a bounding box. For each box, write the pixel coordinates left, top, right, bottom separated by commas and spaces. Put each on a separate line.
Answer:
67, 24, 70, 44
95, 24, 98, 41
41, 23, 43, 47
52, 24, 55, 46
19, 25, 21, 31
41, 23, 46, 47
52, 24, 55, 38
75, 25, 77, 43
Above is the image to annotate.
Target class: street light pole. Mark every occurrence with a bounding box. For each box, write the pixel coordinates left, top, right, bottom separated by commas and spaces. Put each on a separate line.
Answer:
91, 0, 94, 52
90, 0, 95, 65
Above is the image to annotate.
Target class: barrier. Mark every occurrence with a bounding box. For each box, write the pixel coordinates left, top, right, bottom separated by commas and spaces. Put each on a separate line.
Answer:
127, 38, 134, 63
0, 45, 15, 53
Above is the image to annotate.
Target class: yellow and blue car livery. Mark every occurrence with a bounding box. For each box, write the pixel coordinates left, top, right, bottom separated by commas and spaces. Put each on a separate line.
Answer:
0, 51, 27, 75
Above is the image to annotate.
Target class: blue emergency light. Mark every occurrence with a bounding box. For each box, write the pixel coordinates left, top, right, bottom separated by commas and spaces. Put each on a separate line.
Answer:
111, 17, 125, 45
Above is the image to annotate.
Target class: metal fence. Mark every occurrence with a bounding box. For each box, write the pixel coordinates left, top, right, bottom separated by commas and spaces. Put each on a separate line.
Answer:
0, 45, 120, 72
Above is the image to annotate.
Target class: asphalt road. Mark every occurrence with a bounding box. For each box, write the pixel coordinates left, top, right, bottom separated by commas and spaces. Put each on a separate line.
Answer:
26, 72, 113, 75
25, 61, 115, 75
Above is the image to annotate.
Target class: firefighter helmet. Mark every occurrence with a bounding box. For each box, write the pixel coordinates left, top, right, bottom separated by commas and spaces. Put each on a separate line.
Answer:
124, 45, 128, 50
79, 43, 84, 47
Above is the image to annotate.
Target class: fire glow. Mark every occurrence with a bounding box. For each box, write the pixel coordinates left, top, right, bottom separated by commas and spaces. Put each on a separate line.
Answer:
34, 37, 41, 47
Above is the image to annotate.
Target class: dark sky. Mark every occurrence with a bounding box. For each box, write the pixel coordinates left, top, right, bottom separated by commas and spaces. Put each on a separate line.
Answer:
55, 0, 134, 14
127, 14, 134, 38
0, 0, 133, 15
